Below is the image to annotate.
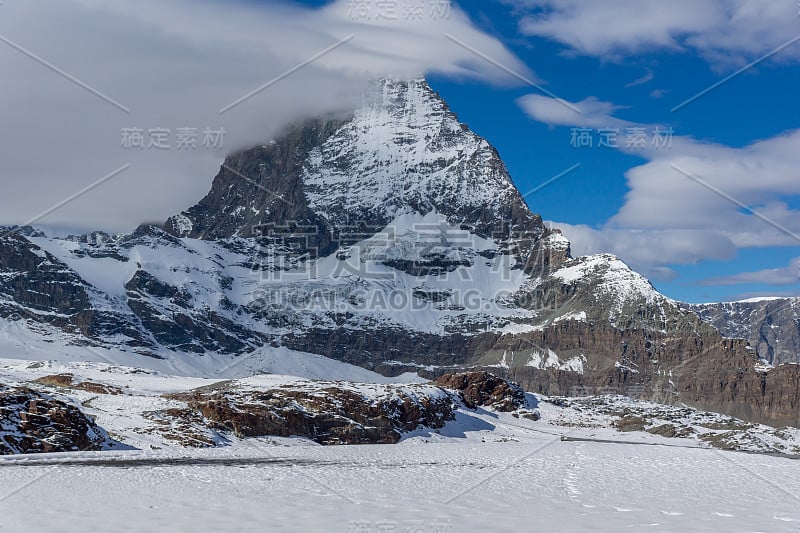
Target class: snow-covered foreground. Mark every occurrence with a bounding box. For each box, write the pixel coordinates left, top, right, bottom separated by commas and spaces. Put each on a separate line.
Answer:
3, 357, 800, 531
1, 439, 800, 532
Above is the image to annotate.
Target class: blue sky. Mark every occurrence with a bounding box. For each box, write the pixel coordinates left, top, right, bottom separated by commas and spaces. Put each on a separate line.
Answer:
317, 0, 800, 303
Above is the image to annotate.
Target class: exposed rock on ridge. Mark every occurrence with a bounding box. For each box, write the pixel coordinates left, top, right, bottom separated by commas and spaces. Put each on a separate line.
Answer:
687, 298, 800, 366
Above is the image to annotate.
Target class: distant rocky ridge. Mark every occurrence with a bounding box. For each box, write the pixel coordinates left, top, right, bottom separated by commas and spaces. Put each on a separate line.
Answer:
0, 78, 798, 427
686, 298, 800, 366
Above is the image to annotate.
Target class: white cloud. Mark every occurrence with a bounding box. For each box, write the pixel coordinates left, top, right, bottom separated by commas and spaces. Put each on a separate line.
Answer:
0, 0, 529, 232
551, 222, 737, 281
613, 132, 800, 246
509, 0, 800, 64
624, 70, 654, 88
698, 257, 800, 286
524, 94, 800, 280
516, 95, 629, 129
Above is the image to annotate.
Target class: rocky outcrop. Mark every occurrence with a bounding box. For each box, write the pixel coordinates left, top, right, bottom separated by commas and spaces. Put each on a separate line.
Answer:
35, 374, 124, 396
169, 381, 455, 445
125, 268, 263, 354
0, 385, 110, 454
165, 373, 530, 445
434, 371, 526, 411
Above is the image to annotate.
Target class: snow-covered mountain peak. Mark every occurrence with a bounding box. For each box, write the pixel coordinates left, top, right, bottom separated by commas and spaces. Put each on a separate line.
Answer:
361, 76, 446, 121
302, 76, 539, 236
166, 76, 543, 252
553, 253, 663, 301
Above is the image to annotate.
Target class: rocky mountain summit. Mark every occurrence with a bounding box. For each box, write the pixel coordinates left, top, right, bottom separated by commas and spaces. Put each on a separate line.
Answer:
0, 77, 798, 428
165, 77, 545, 258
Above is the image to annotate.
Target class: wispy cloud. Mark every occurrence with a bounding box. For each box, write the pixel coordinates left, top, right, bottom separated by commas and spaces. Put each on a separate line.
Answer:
509, 0, 800, 65
517, 95, 628, 129
624, 70, 654, 88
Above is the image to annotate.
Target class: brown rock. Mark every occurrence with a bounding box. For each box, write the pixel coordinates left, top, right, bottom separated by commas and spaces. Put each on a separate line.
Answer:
434, 371, 526, 412
646, 424, 678, 438
35, 374, 124, 395
615, 415, 646, 432
0, 385, 109, 454
168, 383, 454, 445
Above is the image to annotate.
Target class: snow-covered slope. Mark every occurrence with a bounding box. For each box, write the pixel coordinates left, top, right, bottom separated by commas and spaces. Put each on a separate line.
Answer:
3, 438, 800, 533
4, 363, 800, 531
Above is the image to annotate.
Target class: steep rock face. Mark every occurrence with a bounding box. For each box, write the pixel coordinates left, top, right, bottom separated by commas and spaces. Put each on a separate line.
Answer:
0, 233, 91, 318
489, 321, 800, 427
687, 298, 800, 366
0, 233, 145, 346
165, 118, 347, 256
17, 225, 275, 356
124, 269, 261, 354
